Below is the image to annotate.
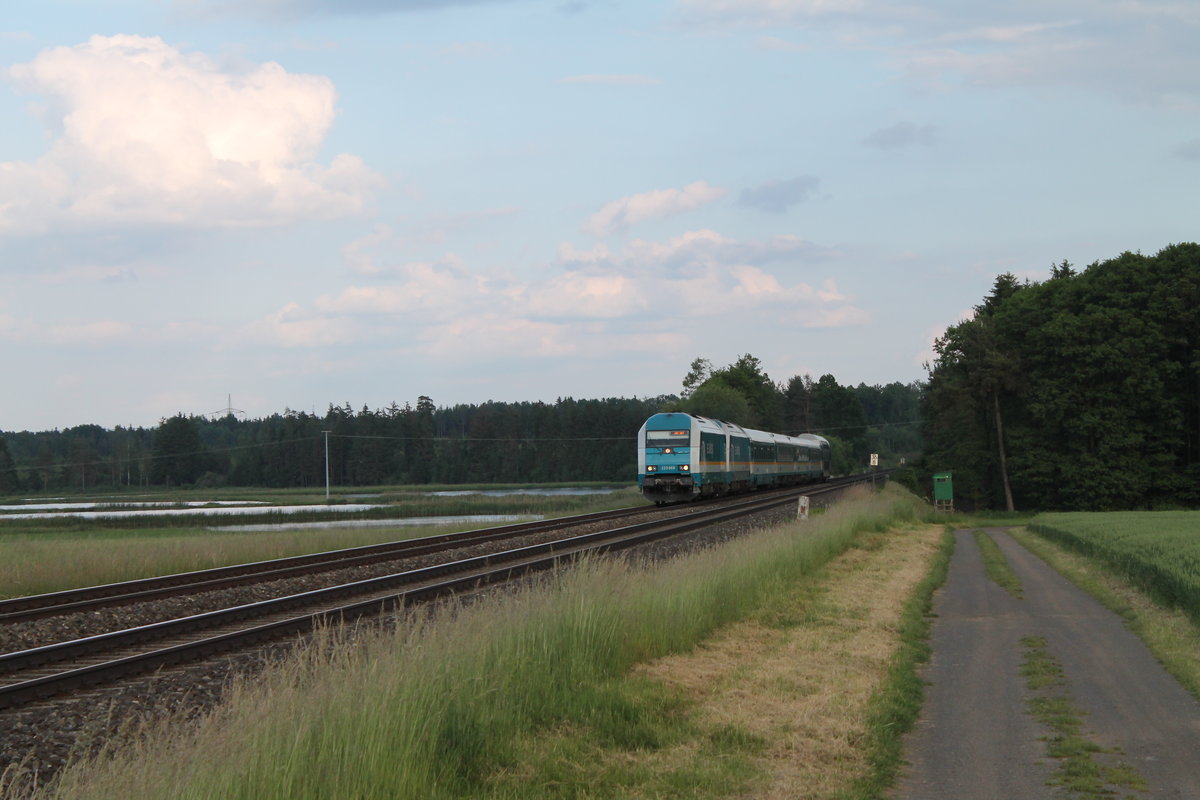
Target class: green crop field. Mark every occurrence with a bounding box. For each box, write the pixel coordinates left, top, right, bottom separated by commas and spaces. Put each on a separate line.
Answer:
1029, 511, 1200, 619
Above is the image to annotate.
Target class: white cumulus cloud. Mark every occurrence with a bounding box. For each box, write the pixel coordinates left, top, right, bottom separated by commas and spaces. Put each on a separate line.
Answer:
1, 34, 382, 235
678, 0, 866, 25
557, 74, 663, 85
239, 302, 361, 348
584, 181, 726, 237
237, 227, 866, 361
520, 273, 645, 319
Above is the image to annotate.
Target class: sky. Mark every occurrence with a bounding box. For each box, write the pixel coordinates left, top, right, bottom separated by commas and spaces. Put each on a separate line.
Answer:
1, 0, 1197, 432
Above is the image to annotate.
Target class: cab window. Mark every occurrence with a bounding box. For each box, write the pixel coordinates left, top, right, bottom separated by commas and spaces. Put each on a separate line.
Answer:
646, 429, 690, 447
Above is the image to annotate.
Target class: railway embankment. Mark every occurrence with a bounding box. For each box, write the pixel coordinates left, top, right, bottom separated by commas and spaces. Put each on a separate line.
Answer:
2, 485, 940, 799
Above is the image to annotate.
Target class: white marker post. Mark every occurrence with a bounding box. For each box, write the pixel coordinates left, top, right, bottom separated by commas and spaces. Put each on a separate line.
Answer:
797, 495, 810, 520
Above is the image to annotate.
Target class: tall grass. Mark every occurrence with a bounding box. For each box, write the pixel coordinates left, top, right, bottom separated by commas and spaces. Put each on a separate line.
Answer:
1029, 511, 1200, 619
27, 486, 930, 800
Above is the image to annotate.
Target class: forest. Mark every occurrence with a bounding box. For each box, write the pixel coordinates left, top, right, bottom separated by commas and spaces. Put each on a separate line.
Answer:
0, 367, 922, 493
922, 242, 1199, 511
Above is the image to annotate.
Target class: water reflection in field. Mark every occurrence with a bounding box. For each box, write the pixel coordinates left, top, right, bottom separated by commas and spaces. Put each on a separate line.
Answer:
0, 501, 268, 512
426, 488, 621, 497
213, 514, 544, 532
0, 504, 380, 521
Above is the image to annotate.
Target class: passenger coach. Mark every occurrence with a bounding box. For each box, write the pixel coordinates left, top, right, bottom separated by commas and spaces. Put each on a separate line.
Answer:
637, 412, 830, 504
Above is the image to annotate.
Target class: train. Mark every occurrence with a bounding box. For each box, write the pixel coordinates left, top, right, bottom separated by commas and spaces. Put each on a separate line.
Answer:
637, 412, 831, 504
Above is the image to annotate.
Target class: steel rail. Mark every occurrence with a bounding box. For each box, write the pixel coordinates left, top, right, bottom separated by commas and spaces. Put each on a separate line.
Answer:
0, 481, 866, 711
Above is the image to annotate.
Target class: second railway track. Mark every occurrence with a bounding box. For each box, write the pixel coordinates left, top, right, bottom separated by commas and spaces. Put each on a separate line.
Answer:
0, 504, 662, 624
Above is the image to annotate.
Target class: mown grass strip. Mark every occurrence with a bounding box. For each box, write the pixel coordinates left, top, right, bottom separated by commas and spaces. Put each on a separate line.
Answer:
840, 525, 955, 800
1019, 636, 1146, 798
973, 529, 1023, 599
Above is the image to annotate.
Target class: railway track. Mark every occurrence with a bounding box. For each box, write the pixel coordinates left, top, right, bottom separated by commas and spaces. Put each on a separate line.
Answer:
0, 475, 883, 711
0, 505, 659, 624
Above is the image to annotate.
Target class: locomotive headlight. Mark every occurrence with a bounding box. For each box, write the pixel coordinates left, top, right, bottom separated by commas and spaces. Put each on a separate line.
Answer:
680, 464, 690, 471
646, 465, 657, 472
663, 447, 673, 454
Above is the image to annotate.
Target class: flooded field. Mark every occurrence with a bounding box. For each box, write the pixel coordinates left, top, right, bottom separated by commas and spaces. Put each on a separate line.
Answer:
216, 514, 544, 532
0, 486, 634, 525
0, 486, 638, 597
0, 504, 381, 521
426, 488, 620, 497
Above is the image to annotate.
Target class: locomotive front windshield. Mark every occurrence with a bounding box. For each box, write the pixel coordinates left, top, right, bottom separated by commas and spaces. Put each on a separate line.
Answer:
645, 429, 690, 447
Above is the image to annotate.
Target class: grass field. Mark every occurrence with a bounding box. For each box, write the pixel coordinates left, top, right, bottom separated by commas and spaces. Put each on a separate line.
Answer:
1029, 511, 1200, 619
0, 486, 639, 600
11, 485, 945, 800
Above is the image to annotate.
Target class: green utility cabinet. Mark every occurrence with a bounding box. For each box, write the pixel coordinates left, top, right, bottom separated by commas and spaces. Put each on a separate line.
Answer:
933, 472, 954, 512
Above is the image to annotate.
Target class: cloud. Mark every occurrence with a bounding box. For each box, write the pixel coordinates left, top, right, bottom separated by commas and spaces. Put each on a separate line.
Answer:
898, 8, 1200, 105
935, 21, 1080, 44
618, 229, 828, 274
678, 0, 866, 25
174, 0, 524, 21
422, 316, 576, 358
262, 226, 865, 359
0, 309, 226, 349
341, 209, 520, 274
584, 181, 726, 237
231, 225, 866, 364
38, 265, 140, 285
0, 315, 137, 346
1174, 139, 1200, 160
1, 35, 382, 236
738, 176, 821, 212
555, 241, 612, 265
558, 74, 663, 86
755, 36, 811, 52
342, 224, 398, 276
317, 255, 484, 316
862, 122, 938, 150
520, 273, 645, 319
679, 1, 1200, 107
238, 302, 362, 348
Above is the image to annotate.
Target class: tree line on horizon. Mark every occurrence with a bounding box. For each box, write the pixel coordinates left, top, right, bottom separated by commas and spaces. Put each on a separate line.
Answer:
0, 368, 922, 493
922, 242, 1199, 511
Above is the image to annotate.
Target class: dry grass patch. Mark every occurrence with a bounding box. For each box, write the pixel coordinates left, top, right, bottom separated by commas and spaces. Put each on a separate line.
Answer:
634, 524, 944, 799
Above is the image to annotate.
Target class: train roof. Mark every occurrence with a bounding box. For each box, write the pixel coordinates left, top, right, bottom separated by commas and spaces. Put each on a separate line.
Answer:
795, 433, 830, 447
640, 413, 829, 447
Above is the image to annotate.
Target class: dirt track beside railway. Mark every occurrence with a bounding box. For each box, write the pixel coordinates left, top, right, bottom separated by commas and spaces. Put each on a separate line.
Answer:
896, 528, 1200, 799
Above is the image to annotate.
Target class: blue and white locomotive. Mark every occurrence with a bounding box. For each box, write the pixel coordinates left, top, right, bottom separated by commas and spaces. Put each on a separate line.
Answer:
637, 412, 831, 504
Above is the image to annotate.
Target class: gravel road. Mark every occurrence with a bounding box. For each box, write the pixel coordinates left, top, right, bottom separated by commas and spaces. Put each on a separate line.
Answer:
896, 528, 1200, 800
